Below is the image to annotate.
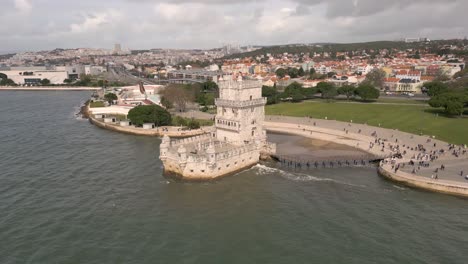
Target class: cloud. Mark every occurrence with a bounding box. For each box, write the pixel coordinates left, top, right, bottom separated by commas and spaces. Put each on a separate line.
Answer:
14, 0, 32, 14
0, 0, 466, 53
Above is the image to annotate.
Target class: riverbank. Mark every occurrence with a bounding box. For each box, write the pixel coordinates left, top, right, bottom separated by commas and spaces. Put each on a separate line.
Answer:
86, 105, 468, 197
89, 115, 212, 138
264, 115, 468, 198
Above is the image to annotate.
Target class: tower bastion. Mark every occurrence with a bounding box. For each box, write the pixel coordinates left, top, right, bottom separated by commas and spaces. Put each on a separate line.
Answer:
159, 77, 276, 180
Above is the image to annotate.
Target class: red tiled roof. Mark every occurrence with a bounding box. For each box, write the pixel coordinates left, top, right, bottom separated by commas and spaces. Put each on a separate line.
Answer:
384, 77, 400, 83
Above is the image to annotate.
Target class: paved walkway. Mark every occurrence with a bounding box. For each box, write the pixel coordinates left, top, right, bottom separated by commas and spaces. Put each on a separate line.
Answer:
265, 116, 468, 192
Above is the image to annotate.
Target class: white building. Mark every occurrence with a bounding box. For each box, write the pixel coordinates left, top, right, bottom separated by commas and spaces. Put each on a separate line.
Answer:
357, 65, 374, 75
159, 77, 275, 180
395, 70, 421, 82
0, 69, 69, 85
85, 65, 107, 75
314, 65, 331, 75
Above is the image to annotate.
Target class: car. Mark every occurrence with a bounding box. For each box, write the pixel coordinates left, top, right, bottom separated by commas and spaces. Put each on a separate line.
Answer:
407, 93, 415, 97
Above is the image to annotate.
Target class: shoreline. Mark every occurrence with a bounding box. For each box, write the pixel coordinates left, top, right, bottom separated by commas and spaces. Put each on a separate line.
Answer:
263, 117, 468, 198
89, 115, 211, 138
85, 106, 468, 197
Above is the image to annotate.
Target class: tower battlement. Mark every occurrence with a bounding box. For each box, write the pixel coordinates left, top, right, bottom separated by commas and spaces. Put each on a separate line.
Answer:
159, 78, 275, 180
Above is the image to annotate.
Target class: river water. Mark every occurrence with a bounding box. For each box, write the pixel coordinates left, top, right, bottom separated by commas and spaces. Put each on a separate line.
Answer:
1, 91, 468, 264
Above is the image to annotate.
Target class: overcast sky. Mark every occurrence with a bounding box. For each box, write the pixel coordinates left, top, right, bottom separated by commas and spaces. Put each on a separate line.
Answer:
1, 0, 467, 53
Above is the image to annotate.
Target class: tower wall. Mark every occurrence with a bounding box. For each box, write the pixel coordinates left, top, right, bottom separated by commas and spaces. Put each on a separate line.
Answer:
215, 79, 266, 145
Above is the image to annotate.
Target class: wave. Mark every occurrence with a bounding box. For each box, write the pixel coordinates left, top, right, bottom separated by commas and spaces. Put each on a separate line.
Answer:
392, 185, 406, 191
252, 164, 366, 188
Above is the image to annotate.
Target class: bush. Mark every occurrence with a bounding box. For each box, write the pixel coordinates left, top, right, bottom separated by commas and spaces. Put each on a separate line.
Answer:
171, 116, 188, 127
128, 105, 172, 127
187, 119, 201, 129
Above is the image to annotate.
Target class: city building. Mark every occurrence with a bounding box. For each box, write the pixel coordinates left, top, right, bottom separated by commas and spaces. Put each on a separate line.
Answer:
159, 77, 276, 180
0, 67, 69, 85
166, 69, 222, 83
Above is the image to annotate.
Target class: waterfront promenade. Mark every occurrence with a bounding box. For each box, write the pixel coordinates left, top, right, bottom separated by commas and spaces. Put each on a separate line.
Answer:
264, 115, 468, 197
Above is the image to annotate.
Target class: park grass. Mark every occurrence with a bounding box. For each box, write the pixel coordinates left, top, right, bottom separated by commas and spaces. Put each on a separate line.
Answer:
306, 98, 428, 105
90, 101, 105, 108
266, 101, 468, 145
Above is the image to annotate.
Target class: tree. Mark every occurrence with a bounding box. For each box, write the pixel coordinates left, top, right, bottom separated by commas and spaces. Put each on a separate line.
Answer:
316, 82, 337, 99
63, 78, 73, 84
355, 84, 380, 101
424, 81, 449, 97
364, 68, 386, 90
40, 79, 51, 86
429, 92, 468, 116
276, 68, 287, 78
298, 67, 305, 77
446, 101, 464, 116
104, 93, 118, 104
262, 85, 279, 105
128, 105, 172, 127
160, 84, 195, 112
202, 81, 218, 93
0, 78, 16, 86
161, 96, 173, 109
287, 67, 299, 78
0, 73, 7, 80
433, 68, 450, 82
308, 68, 316, 78
283, 82, 304, 102
338, 85, 356, 100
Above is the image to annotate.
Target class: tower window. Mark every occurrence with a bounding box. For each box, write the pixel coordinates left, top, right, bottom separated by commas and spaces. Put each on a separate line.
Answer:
250, 95, 252, 100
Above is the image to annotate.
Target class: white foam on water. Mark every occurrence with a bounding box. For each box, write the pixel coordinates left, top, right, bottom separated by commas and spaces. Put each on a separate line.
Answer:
393, 185, 406, 190
253, 164, 366, 188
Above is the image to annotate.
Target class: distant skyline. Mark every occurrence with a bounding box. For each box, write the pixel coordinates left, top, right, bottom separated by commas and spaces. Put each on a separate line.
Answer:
1, 0, 467, 54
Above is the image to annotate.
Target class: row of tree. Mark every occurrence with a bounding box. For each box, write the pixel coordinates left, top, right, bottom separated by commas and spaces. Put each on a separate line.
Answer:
262, 81, 380, 104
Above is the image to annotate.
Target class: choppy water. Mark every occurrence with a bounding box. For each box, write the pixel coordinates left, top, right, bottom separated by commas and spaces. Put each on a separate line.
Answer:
1, 91, 468, 264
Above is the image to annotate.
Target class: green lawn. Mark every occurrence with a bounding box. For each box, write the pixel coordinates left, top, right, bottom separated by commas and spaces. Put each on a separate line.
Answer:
90, 101, 105, 108
266, 102, 468, 145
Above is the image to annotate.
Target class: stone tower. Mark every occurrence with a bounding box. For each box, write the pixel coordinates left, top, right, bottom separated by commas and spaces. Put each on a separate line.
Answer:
214, 76, 267, 146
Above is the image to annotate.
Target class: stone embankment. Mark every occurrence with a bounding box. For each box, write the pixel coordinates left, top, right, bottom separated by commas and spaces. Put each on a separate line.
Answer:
264, 115, 468, 197
89, 115, 211, 138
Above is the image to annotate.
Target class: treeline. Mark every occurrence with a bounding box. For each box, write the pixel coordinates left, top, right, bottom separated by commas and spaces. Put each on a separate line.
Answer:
262, 81, 380, 104
427, 76, 468, 116
224, 39, 468, 59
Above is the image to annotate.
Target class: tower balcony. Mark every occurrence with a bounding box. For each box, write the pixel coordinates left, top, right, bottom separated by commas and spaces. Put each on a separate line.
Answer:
215, 118, 241, 132
215, 98, 267, 108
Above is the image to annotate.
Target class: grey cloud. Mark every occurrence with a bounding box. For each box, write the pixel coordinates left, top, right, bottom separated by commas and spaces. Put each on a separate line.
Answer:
292, 0, 460, 17
0, 0, 466, 53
